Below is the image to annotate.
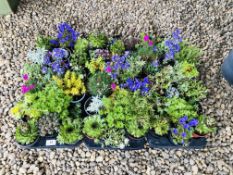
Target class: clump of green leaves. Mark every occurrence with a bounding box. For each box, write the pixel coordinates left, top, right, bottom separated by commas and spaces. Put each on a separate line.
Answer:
83, 115, 105, 142
15, 120, 38, 145
110, 40, 125, 55
57, 118, 83, 144
174, 61, 199, 80
175, 42, 202, 64
195, 115, 216, 135
88, 33, 108, 49
165, 97, 197, 123
87, 72, 111, 96
152, 118, 170, 136
73, 38, 89, 65
36, 35, 53, 50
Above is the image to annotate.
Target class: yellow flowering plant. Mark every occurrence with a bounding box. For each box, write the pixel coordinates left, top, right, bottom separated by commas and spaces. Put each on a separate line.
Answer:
85, 57, 105, 74
53, 71, 86, 96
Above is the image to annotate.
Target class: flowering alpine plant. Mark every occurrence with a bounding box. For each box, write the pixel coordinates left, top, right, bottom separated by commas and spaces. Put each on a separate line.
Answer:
11, 24, 213, 148
172, 116, 199, 145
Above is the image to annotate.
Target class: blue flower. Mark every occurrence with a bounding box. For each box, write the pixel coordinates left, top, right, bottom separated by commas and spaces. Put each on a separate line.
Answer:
189, 119, 199, 127
52, 48, 66, 60
184, 124, 190, 129
181, 132, 186, 138
173, 128, 178, 135
152, 60, 159, 67
50, 39, 59, 46
179, 116, 188, 125
43, 55, 51, 65
172, 29, 182, 43
41, 66, 48, 74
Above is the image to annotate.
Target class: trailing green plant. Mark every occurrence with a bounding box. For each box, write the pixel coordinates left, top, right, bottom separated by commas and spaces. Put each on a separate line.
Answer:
57, 118, 83, 144
83, 115, 106, 142
36, 35, 53, 50
165, 97, 198, 123
87, 72, 111, 96
102, 128, 129, 148
88, 33, 108, 48
110, 40, 125, 55
152, 118, 170, 136
85, 57, 105, 74
73, 38, 89, 65
174, 41, 202, 64
15, 120, 38, 145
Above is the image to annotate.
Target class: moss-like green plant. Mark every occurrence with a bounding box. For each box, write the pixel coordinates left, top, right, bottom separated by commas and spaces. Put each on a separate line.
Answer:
165, 97, 198, 123
57, 118, 83, 144
53, 71, 86, 96
152, 118, 170, 136
83, 115, 105, 141
15, 120, 38, 145
110, 40, 125, 55
126, 119, 149, 138
73, 38, 89, 65
87, 72, 111, 96
175, 61, 199, 79
175, 42, 202, 64
88, 33, 108, 48
36, 35, 53, 50
85, 57, 105, 74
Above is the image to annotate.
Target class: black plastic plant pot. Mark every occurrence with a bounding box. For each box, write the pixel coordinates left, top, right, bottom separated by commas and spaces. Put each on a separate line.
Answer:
16, 136, 40, 148
84, 97, 97, 115
126, 134, 146, 149
71, 93, 86, 104
221, 49, 233, 85
17, 135, 83, 149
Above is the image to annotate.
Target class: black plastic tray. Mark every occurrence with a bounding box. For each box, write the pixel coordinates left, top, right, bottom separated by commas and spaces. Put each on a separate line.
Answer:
18, 135, 83, 149
146, 131, 207, 149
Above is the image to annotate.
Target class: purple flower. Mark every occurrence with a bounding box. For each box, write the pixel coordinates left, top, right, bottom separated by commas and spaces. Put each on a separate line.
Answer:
184, 124, 190, 129
22, 74, 29, 81
41, 66, 48, 74
172, 29, 182, 43
189, 119, 199, 127
173, 128, 178, 135
179, 116, 188, 125
52, 48, 66, 60
153, 46, 157, 52
50, 39, 59, 46
152, 60, 159, 67
181, 132, 186, 138
144, 35, 149, 41
43, 55, 51, 65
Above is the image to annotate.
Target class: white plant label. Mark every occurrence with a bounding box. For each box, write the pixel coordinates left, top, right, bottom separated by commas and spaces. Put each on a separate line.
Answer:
46, 139, 56, 146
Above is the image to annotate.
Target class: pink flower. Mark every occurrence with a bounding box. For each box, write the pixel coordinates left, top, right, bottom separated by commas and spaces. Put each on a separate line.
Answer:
144, 35, 149, 41
148, 40, 153, 46
111, 83, 117, 91
21, 85, 30, 94
29, 84, 35, 90
23, 74, 29, 81
105, 66, 112, 73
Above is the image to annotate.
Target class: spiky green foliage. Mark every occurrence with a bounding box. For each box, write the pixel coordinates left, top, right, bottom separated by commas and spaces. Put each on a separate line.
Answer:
36, 35, 53, 50
195, 115, 216, 135
15, 120, 38, 145
57, 118, 83, 144
165, 97, 198, 123
83, 115, 105, 141
88, 33, 108, 48
152, 118, 170, 136
175, 42, 202, 64
87, 72, 111, 96
110, 40, 125, 55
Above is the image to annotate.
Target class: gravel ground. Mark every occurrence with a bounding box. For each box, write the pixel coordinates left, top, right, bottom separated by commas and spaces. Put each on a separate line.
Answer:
0, 0, 233, 174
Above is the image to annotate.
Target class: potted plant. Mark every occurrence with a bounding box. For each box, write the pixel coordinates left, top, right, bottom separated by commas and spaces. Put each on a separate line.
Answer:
84, 96, 103, 115
53, 70, 86, 103
221, 49, 233, 85
87, 72, 111, 96
72, 38, 89, 65
85, 57, 105, 74
170, 116, 199, 146
88, 33, 108, 49
57, 118, 83, 145
151, 118, 170, 136
83, 115, 106, 143
110, 40, 125, 55
193, 115, 216, 138
15, 120, 39, 146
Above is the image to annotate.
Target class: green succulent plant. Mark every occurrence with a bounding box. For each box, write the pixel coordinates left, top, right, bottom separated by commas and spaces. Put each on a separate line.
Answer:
57, 118, 83, 144
88, 33, 108, 49
110, 40, 125, 55
152, 118, 170, 136
83, 115, 105, 141
87, 72, 111, 96
15, 120, 38, 145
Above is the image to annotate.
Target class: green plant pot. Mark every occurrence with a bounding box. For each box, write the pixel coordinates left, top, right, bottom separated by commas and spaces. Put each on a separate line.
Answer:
0, 0, 19, 15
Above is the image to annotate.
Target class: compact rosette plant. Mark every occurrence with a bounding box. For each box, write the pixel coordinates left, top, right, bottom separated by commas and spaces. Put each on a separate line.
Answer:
11, 23, 215, 148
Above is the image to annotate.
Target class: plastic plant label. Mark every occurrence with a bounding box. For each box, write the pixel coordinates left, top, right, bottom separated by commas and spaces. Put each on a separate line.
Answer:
46, 139, 56, 146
